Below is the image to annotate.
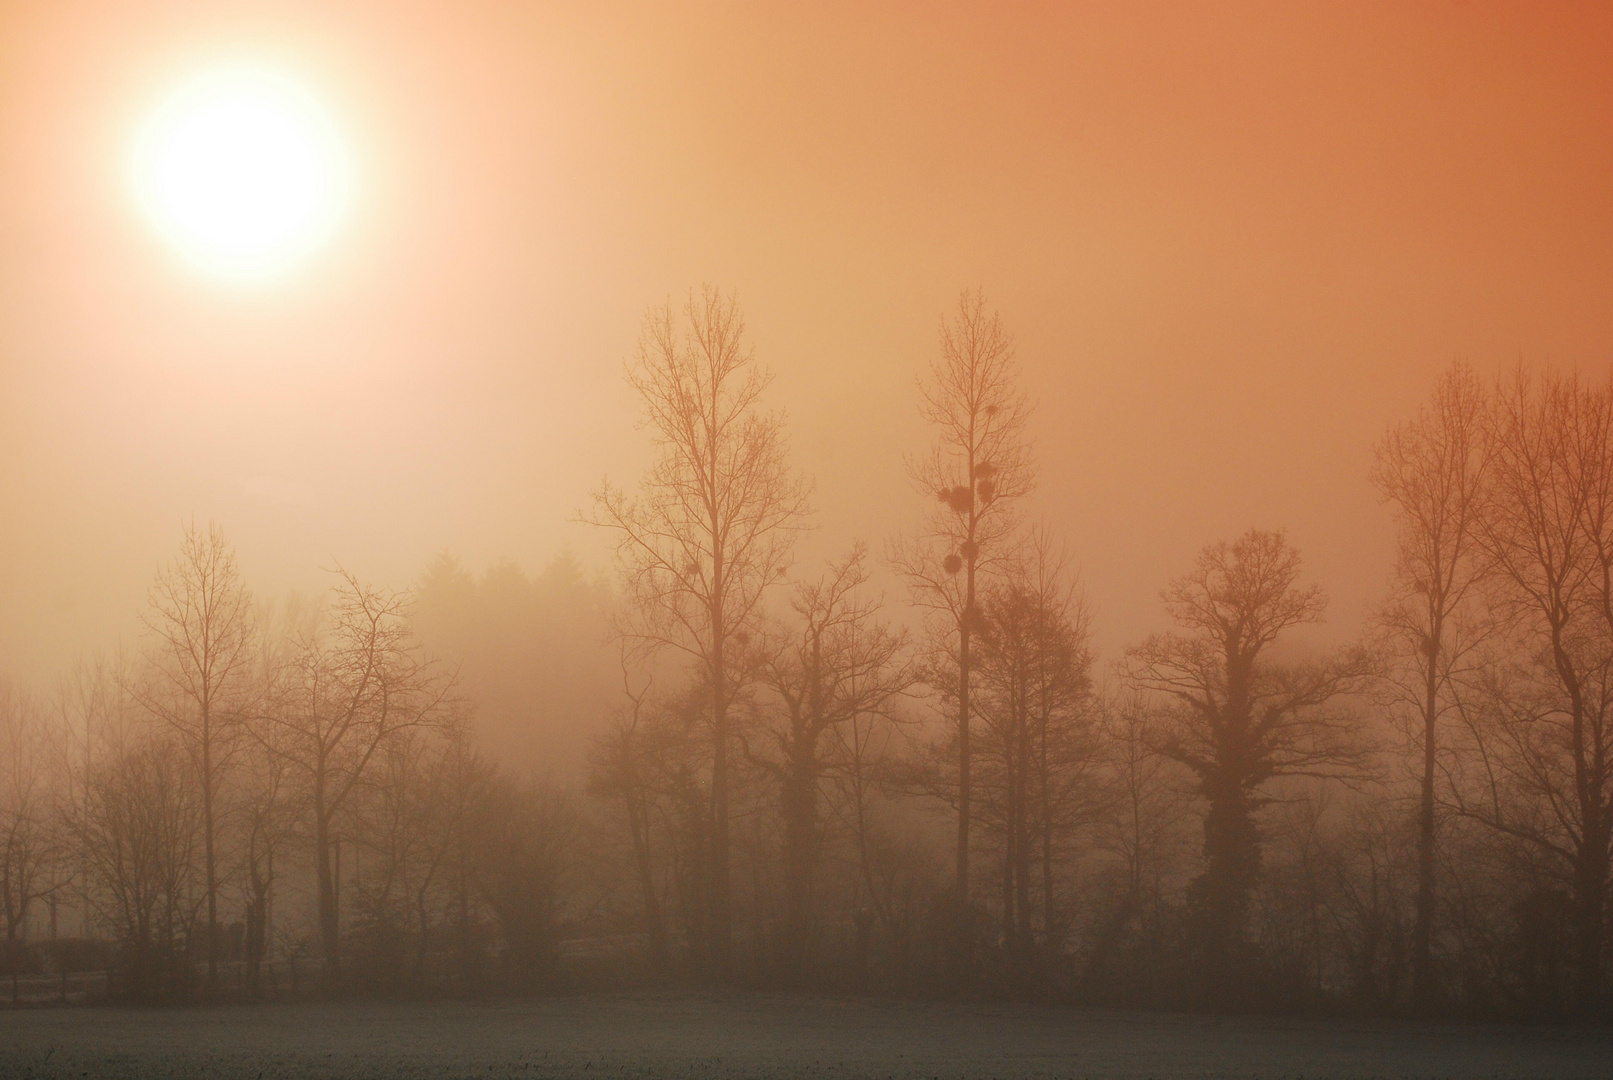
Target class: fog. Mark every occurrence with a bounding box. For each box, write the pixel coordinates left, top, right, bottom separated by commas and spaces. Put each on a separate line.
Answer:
5, 0, 1613, 1061
7, 2, 1612, 689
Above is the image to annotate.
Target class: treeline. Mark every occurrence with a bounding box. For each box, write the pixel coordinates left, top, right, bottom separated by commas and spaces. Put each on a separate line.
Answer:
0, 551, 580, 1002
2, 288, 1612, 1023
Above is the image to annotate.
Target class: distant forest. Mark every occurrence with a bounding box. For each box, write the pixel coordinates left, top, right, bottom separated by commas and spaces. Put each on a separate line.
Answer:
4, 287, 1613, 1023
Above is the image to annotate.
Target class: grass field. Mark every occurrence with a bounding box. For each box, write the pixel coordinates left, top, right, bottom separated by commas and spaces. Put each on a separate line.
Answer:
3, 991, 1610, 1079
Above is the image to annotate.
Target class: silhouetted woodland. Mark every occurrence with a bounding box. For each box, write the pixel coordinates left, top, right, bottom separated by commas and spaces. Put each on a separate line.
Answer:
6, 289, 1613, 1024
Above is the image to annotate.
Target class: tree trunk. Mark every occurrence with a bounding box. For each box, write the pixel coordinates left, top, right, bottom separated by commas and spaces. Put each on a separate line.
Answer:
1014, 697, 1033, 968
414, 883, 431, 983
315, 786, 341, 977
202, 727, 218, 993
1573, 815, 1609, 1014
625, 781, 669, 975
1000, 809, 1014, 952
781, 731, 819, 981
1194, 774, 1260, 991
956, 558, 975, 973
1038, 712, 1055, 947
1411, 654, 1439, 1012
709, 656, 731, 977
708, 547, 732, 979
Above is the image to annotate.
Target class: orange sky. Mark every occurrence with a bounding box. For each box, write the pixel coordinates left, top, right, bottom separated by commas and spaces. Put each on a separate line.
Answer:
3, 1, 1613, 681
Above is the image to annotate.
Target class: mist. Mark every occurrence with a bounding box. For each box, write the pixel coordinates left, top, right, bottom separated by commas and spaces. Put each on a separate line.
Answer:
4, 3, 1613, 1078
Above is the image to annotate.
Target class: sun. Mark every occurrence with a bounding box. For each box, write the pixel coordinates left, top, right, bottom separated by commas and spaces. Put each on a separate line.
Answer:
135, 67, 350, 281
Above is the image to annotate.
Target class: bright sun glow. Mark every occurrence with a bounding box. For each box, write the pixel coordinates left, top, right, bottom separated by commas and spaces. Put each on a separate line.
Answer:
135, 68, 350, 281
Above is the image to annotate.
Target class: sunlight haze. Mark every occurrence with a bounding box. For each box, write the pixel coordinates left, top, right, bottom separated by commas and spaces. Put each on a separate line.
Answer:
8, 0, 1613, 1059
133, 65, 351, 280
3, 0, 1612, 747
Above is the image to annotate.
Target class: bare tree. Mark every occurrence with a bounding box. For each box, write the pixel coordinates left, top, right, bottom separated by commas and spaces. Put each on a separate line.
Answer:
753, 544, 914, 981
1084, 690, 1193, 991
1458, 368, 1613, 1013
1370, 362, 1491, 1010
131, 522, 257, 991
821, 682, 915, 977
586, 286, 809, 975
587, 665, 672, 975
255, 571, 450, 976
435, 713, 492, 991
971, 530, 1098, 970
234, 732, 296, 994
346, 724, 451, 990
891, 290, 1034, 965
588, 681, 718, 974
73, 732, 204, 1001
235, 591, 317, 993
52, 651, 139, 946
0, 683, 64, 962
1124, 530, 1372, 996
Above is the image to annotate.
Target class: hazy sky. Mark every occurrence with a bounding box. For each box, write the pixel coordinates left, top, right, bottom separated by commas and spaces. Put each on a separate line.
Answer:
3, 1, 1612, 682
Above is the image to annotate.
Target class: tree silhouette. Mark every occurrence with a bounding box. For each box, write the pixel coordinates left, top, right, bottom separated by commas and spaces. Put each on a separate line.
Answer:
1125, 530, 1372, 997
971, 530, 1097, 974
587, 286, 809, 977
891, 290, 1033, 972
131, 523, 257, 992
254, 572, 450, 978
1371, 362, 1490, 1011
1458, 369, 1613, 1014
754, 545, 913, 982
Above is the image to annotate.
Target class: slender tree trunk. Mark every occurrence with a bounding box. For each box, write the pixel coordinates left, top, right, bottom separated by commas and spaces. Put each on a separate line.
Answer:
709, 613, 731, 978
624, 780, 669, 975
1411, 646, 1439, 1011
781, 730, 818, 981
202, 724, 218, 993
314, 780, 340, 977
414, 882, 431, 982
244, 828, 266, 991
1014, 694, 1033, 966
1000, 786, 1014, 951
265, 846, 274, 974
456, 807, 474, 991
850, 757, 891, 942
956, 553, 975, 971
1038, 711, 1055, 947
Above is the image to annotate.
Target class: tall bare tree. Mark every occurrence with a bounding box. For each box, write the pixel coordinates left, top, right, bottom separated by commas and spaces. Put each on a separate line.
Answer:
132, 523, 257, 991
1124, 530, 1372, 996
891, 290, 1034, 962
587, 286, 809, 976
1460, 368, 1613, 1013
1371, 362, 1490, 1011
256, 572, 450, 976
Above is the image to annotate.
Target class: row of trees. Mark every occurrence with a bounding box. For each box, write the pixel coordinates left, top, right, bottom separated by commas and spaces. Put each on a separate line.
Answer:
0, 534, 576, 1001
3, 287, 1611, 1022
1372, 365, 1613, 1016
579, 288, 1613, 1018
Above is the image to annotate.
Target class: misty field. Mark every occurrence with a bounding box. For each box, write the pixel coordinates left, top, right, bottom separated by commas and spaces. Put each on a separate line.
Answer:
3, 992, 1611, 1080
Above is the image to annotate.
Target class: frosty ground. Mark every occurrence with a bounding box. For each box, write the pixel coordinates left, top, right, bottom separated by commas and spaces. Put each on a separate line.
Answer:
2, 991, 1609, 1080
